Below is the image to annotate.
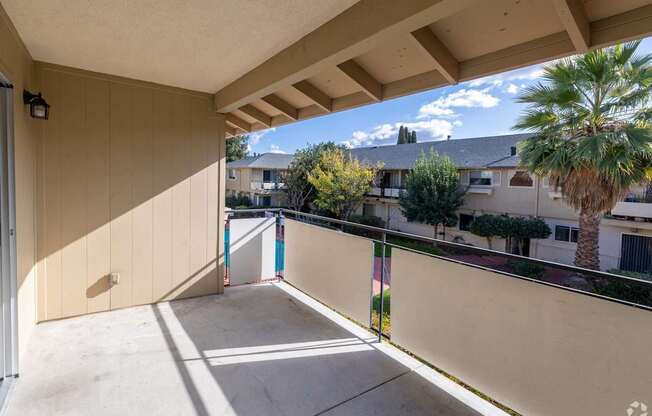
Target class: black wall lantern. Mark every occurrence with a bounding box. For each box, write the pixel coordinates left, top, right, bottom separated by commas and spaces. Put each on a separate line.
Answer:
23, 90, 50, 120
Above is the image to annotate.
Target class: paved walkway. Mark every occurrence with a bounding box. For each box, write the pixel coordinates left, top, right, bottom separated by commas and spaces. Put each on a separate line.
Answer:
6, 282, 507, 416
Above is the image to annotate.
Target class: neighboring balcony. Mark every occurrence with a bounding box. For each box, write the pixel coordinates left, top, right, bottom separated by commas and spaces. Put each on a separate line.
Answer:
367, 187, 404, 198
612, 201, 652, 219
612, 193, 652, 220
251, 181, 286, 191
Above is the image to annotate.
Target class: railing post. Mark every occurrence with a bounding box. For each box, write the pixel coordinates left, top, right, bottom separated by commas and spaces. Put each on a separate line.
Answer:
378, 231, 386, 342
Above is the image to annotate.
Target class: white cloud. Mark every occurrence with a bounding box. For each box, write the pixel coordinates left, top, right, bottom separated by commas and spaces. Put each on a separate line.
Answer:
506, 83, 519, 94
466, 65, 546, 90
249, 127, 276, 145
268, 144, 287, 154
418, 88, 499, 119
342, 119, 454, 148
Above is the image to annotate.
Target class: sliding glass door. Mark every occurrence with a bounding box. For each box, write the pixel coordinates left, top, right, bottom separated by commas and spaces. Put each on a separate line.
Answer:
0, 77, 18, 384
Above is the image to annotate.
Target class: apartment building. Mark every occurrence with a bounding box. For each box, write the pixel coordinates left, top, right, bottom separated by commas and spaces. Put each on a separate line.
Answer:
351, 134, 652, 273
226, 153, 294, 206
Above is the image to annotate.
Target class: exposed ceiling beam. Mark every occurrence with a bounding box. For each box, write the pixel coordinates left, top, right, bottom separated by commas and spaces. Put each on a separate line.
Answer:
459, 32, 573, 81
239, 104, 272, 127
292, 80, 332, 112
590, 3, 652, 49
238, 4, 652, 135
551, 0, 590, 52
337, 60, 382, 101
213, 0, 477, 112
411, 26, 459, 84
225, 113, 252, 132
261, 94, 298, 120
225, 125, 238, 138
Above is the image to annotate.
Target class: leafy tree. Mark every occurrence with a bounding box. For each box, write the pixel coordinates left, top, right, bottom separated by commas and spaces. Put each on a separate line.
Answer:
283, 142, 345, 211
470, 214, 551, 255
226, 134, 250, 162
399, 150, 466, 241
508, 217, 551, 256
397, 126, 406, 144
515, 41, 652, 269
308, 149, 380, 220
469, 214, 509, 250
410, 130, 417, 144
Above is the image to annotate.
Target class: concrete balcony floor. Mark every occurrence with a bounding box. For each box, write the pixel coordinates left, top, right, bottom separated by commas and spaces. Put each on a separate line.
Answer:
5, 282, 506, 416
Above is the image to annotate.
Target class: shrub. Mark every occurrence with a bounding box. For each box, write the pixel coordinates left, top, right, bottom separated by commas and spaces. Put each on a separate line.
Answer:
595, 279, 652, 306
372, 289, 391, 315
506, 259, 545, 279
226, 193, 252, 208
344, 214, 385, 239
348, 214, 385, 228
606, 269, 652, 282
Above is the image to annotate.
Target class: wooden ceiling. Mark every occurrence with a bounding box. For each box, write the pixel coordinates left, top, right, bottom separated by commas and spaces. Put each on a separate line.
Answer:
218, 0, 652, 138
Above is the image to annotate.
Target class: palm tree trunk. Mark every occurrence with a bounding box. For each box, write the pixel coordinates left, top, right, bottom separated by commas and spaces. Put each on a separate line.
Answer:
575, 209, 601, 270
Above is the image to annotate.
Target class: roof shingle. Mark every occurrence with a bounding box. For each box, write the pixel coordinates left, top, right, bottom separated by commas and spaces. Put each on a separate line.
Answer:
349, 133, 534, 170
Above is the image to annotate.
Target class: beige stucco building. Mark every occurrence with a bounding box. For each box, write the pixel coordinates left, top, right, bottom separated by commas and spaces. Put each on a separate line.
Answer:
226, 153, 293, 207
353, 134, 652, 272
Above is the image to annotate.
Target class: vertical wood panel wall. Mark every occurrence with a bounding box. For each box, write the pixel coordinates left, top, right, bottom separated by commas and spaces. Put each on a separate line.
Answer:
36, 65, 225, 322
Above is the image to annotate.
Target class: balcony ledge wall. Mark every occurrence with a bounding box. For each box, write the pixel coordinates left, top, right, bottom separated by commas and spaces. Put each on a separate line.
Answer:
392, 248, 652, 416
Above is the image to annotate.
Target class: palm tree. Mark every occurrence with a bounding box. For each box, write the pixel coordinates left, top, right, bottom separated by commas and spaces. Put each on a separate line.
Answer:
515, 41, 652, 270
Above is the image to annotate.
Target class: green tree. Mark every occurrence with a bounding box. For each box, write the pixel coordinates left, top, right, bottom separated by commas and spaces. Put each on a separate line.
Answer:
226, 134, 250, 162
396, 125, 418, 144
509, 217, 552, 256
397, 126, 406, 144
283, 142, 345, 212
469, 214, 508, 250
515, 41, 652, 269
308, 149, 380, 220
399, 150, 466, 241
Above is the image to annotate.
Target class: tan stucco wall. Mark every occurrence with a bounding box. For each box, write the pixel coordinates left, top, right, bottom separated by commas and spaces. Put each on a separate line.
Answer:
35, 64, 226, 322
0, 6, 39, 358
392, 248, 652, 416
226, 167, 252, 195
284, 219, 372, 324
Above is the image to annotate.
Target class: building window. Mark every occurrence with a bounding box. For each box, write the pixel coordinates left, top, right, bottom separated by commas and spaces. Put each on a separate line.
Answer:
262, 196, 272, 207
469, 170, 493, 186
555, 225, 578, 243
263, 170, 272, 182
509, 171, 533, 187
228, 169, 236, 180
459, 214, 474, 231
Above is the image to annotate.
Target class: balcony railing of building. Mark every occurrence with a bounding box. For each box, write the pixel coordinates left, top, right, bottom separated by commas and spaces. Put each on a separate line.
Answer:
225, 207, 652, 416
250, 181, 286, 191
367, 186, 404, 198
610, 188, 652, 220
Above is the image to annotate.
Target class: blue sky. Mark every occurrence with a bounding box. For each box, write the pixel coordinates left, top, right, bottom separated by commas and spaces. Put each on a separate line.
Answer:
249, 37, 652, 155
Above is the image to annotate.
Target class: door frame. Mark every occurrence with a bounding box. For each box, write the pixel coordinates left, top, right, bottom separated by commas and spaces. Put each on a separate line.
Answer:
0, 73, 19, 380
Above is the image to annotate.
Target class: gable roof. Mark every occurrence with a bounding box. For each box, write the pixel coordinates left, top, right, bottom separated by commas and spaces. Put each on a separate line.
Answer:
227, 153, 295, 169
349, 133, 534, 170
